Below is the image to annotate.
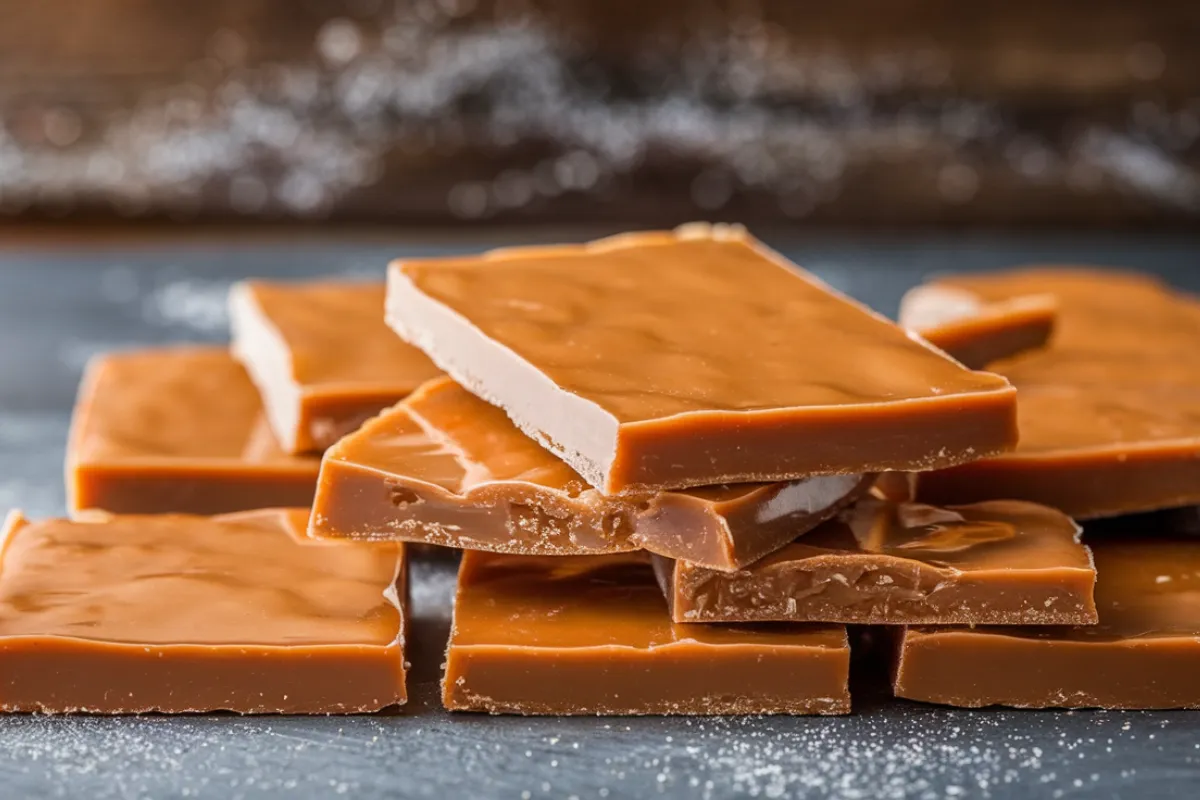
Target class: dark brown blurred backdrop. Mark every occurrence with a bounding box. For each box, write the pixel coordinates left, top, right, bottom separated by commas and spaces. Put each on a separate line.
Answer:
1, 0, 1197, 228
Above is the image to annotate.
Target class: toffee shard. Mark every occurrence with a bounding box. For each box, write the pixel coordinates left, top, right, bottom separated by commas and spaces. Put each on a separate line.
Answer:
443, 550, 850, 715
67, 346, 319, 515
655, 498, 1096, 625
0, 508, 406, 714
230, 280, 442, 453
903, 268, 1200, 518
894, 537, 1200, 709
907, 290, 1057, 369
386, 223, 1017, 493
310, 377, 871, 570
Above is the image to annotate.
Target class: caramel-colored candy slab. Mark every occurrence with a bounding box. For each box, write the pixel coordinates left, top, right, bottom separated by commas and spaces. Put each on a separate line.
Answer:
909, 290, 1057, 369
311, 378, 869, 569
903, 268, 1200, 518
894, 538, 1200, 709
67, 347, 319, 514
655, 499, 1096, 625
231, 280, 442, 453
0, 508, 406, 714
387, 224, 1017, 493
443, 551, 850, 716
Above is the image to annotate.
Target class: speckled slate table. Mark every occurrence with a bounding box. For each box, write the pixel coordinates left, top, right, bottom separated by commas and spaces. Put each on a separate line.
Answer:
1, 231, 1199, 800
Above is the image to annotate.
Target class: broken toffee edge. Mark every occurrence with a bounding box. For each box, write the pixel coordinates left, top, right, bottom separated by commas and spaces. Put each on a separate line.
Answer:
653, 499, 1098, 625
309, 383, 876, 569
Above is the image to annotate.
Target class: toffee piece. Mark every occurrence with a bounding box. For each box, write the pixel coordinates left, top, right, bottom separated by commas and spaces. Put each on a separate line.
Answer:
655, 499, 1096, 625
894, 538, 1200, 709
67, 347, 319, 515
872, 298, 1059, 503
443, 550, 850, 715
231, 280, 442, 453
310, 378, 870, 570
902, 269, 1200, 518
0, 508, 406, 714
910, 292, 1057, 370
386, 224, 1017, 494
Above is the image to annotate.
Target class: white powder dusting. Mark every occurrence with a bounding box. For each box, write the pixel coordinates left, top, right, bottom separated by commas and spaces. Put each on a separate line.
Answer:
0, 647, 1151, 800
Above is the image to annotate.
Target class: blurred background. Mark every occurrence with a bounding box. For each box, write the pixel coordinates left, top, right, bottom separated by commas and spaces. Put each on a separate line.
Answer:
1, 0, 1198, 230
0, 11, 1197, 797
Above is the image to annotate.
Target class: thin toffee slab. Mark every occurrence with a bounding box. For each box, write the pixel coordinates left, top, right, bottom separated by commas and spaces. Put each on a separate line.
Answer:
230, 280, 442, 453
386, 224, 1017, 494
902, 268, 1200, 518
310, 377, 870, 570
894, 538, 1200, 709
67, 347, 319, 515
654, 499, 1096, 625
443, 550, 850, 716
0, 508, 406, 714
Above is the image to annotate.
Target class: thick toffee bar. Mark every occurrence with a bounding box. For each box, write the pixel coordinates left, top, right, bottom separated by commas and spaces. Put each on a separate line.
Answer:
894, 538, 1200, 709
231, 280, 442, 453
902, 269, 1200, 518
655, 499, 1096, 625
387, 224, 1017, 494
0, 508, 406, 714
310, 378, 869, 569
911, 292, 1057, 370
67, 347, 319, 514
443, 551, 850, 715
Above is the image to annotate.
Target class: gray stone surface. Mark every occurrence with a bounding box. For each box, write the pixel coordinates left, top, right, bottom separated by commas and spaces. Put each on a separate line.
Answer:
0, 232, 1199, 799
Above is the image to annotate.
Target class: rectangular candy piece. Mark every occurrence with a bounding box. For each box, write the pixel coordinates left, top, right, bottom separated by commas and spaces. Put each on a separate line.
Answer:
443, 550, 850, 715
386, 224, 1017, 494
67, 347, 320, 514
894, 538, 1200, 709
908, 292, 1057, 369
654, 498, 1096, 625
230, 280, 442, 453
310, 377, 870, 570
0, 508, 406, 714
902, 269, 1200, 518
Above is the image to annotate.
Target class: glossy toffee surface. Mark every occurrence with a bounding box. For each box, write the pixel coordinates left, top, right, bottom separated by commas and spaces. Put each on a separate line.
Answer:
311, 378, 867, 569
657, 499, 1096, 625
913, 293, 1057, 370
67, 347, 318, 514
894, 538, 1200, 709
0, 509, 400, 645
387, 224, 1016, 493
444, 550, 850, 715
231, 281, 442, 452
904, 269, 1200, 517
0, 508, 406, 713
991, 539, 1200, 642
453, 552, 846, 651
239, 281, 438, 386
